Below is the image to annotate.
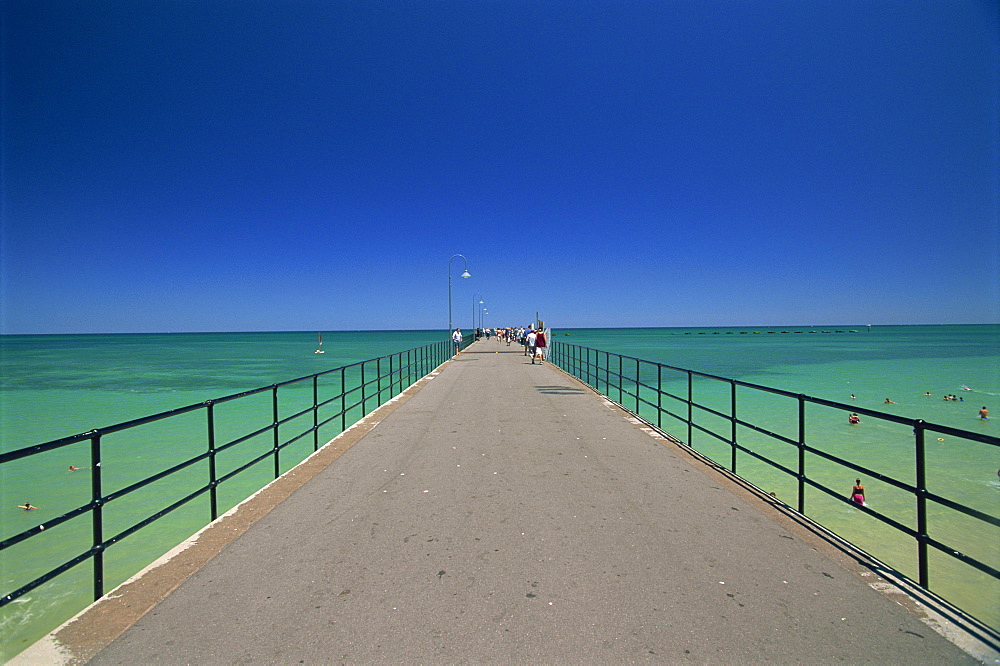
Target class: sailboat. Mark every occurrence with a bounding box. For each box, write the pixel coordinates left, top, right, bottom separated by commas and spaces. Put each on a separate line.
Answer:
314, 332, 325, 354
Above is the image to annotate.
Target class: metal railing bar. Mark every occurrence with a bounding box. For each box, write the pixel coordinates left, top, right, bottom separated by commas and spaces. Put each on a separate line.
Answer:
0, 503, 95, 552
0, 548, 97, 609
652, 406, 689, 425
102, 453, 212, 506
732, 418, 800, 448
2, 342, 446, 464
578, 355, 997, 527
0, 432, 96, 463
316, 412, 345, 431
102, 485, 212, 551
274, 405, 316, 430
923, 492, 1000, 528
921, 534, 1000, 580
726, 425, 998, 529
558, 344, 998, 446
551, 340, 1000, 599
689, 420, 730, 445
214, 447, 279, 486
727, 442, 799, 478
688, 401, 732, 422
802, 474, 921, 538
213, 423, 278, 456
797, 445, 913, 493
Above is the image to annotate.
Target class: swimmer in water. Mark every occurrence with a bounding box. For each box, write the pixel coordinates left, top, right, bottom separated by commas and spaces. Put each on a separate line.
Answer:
69, 465, 80, 471
849, 480, 865, 506
884, 398, 896, 404
848, 413, 860, 424
980, 406, 989, 420
17, 502, 38, 511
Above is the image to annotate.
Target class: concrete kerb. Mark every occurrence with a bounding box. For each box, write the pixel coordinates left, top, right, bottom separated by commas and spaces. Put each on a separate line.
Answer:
544, 358, 1000, 662
11, 360, 454, 666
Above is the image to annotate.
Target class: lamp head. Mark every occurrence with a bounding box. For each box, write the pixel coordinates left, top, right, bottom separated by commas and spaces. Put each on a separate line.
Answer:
461, 270, 471, 279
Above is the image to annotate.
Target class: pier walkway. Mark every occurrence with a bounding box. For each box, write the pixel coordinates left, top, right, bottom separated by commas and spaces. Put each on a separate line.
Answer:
31, 340, 981, 663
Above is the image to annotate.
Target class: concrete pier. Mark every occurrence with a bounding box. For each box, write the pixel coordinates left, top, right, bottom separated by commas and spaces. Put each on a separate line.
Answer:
24, 340, 989, 663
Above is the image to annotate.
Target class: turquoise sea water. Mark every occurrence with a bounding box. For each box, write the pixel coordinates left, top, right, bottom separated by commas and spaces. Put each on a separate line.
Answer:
1, 326, 998, 658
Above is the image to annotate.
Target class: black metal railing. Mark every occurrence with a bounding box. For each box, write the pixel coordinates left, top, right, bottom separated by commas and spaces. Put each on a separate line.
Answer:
550, 340, 1000, 628
0, 338, 463, 621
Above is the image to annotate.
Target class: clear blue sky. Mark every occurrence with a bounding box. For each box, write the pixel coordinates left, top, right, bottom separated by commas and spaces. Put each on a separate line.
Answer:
2, 0, 998, 334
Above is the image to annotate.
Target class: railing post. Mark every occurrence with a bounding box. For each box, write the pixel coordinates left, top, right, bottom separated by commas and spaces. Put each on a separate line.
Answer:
635, 358, 640, 415
585, 347, 590, 386
89, 431, 104, 601
914, 419, 929, 588
376, 358, 382, 406
361, 362, 367, 415
686, 371, 693, 445
730, 381, 737, 473
656, 363, 662, 429
605, 351, 610, 397
605, 351, 610, 398
618, 354, 623, 405
272, 385, 280, 479
207, 401, 218, 520
797, 394, 806, 514
312, 375, 320, 451
340, 367, 347, 432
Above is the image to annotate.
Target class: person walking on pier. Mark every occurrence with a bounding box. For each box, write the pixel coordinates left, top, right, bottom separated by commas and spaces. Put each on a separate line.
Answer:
452, 328, 462, 357
526, 329, 537, 363
534, 327, 547, 363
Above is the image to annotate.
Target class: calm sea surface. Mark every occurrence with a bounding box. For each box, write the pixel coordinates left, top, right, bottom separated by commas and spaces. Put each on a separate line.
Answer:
2, 326, 998, 657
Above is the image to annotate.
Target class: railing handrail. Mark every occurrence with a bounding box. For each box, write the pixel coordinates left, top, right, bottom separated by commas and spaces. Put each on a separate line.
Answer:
558, 343, 999, 438
0, 336, 458, 645
549, 339, 1000, 636
1, 338, 475, 464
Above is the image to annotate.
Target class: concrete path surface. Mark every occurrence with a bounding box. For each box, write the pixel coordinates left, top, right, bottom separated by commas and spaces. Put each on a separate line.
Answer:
39, 340, 985, 663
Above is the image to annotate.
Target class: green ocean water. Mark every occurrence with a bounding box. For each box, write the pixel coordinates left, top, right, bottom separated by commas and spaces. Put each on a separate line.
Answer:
1, 326, 998, 659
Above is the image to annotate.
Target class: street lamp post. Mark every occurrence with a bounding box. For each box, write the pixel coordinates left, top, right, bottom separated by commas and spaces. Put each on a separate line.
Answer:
448, 254, 471, 336
473, 293, 484, 335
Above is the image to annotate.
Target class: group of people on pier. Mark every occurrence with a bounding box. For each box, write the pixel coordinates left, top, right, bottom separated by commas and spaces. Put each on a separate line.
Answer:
461, 325, 548, 363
